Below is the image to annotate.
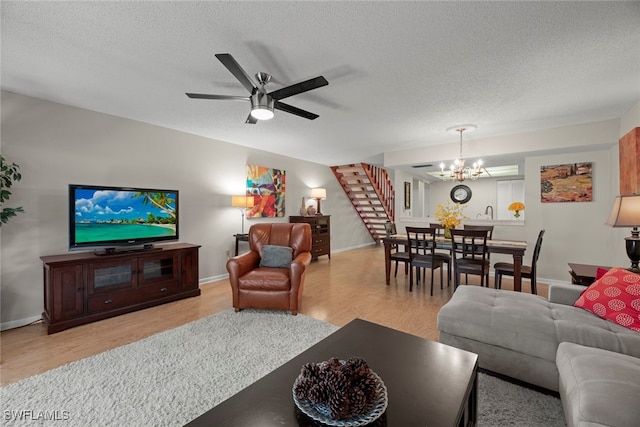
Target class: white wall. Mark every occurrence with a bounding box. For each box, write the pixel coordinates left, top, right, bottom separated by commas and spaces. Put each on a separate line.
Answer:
384, 119, 620, 167
0, 92, 373, 329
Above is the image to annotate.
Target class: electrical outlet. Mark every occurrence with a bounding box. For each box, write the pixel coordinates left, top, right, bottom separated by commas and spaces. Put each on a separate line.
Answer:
225, 249, 231, 258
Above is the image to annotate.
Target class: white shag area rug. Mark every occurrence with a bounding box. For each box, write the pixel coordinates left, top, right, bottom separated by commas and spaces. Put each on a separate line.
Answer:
1, 310, 565, 426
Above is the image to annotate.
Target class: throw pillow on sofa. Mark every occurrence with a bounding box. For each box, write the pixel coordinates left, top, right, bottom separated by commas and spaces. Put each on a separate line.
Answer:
574, 267, 640, 332
596, 267, 609, 280
259, 245, 293, 268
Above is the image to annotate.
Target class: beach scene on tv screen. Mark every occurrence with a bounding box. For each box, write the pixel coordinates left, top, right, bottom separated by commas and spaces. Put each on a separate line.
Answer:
74, 189, 177, 243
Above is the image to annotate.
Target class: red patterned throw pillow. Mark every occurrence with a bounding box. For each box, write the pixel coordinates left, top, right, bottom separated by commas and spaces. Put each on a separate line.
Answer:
574, 267, 640, 332
595, 267, 609, 280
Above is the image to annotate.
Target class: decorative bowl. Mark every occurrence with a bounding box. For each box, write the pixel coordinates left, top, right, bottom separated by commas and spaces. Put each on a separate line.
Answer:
292, 369, 388, 426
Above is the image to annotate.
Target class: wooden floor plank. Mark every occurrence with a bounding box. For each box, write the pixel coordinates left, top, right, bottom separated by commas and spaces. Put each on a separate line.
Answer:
0, 245, 546, 386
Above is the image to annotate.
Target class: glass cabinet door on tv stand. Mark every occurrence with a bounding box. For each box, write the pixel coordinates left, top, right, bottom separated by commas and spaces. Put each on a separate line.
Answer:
87, 251, 180, 294
88, 259, 138, 294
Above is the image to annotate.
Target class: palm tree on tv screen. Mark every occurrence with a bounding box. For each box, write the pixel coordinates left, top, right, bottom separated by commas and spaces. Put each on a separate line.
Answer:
132, 192, 176, 221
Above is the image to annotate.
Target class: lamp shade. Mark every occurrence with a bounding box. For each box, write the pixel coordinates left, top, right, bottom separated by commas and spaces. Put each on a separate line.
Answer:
311, 188, 327, 200
231, 195, 255, 208
606, 195, 640, 227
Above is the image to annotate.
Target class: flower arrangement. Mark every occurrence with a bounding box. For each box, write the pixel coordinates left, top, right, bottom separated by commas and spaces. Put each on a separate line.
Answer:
508, 202, 525, 218
434, 201, 467, 234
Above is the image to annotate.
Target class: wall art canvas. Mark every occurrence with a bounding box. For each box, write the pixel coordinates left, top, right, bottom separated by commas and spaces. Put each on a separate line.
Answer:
245, 164, 286, 217
540, 162, 592, 203
404, 182, 411, 209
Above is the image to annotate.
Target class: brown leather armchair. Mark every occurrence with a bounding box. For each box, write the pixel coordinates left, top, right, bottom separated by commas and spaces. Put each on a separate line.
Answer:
226, 223, 312, 315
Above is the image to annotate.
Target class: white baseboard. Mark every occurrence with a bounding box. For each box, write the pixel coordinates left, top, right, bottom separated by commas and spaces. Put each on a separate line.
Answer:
331, 241, 377, 254
199, 274, 228, 284
1, 315, 42, 331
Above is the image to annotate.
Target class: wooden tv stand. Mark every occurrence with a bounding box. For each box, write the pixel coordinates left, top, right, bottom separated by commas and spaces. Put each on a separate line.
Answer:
41, 243, 200, 334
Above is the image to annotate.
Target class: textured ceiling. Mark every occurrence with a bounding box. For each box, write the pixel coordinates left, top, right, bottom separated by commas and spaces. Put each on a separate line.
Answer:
2, 1, 639, 171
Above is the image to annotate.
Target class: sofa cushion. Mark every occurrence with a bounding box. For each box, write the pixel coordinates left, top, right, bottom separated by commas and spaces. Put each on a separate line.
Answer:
574, 267, 640, 332
557, 342, 640, 427
239, 268, 290, 291
438, 286, 640, 364
259, 245, 293, 268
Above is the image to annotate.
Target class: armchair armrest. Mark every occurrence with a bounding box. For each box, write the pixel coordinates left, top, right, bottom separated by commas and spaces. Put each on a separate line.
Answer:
548, 283, 586, 306
290, 252, 312, 283
227, 251, 260, 281
291, 252, 312, 274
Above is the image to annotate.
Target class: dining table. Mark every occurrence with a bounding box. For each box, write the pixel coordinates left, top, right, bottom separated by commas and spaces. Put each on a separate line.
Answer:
383, 234, 528, 291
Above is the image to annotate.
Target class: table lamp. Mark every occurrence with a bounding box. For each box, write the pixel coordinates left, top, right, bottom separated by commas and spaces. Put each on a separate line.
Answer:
311, 188, 326, 215
606, 194, 640, 272
231, 195, 255, 234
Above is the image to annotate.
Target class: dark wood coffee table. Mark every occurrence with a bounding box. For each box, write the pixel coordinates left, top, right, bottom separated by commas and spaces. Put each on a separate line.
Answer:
186, 318, 478, 426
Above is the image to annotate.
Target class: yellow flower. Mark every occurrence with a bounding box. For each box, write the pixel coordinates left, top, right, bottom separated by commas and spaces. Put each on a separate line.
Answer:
508, 202, 525, 211
434, 201, 467, 228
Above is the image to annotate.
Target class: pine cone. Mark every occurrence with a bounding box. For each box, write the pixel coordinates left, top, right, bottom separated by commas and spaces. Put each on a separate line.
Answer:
307, 382, 329, 405
323, 357, 343, 372
328, 390, 350, 420
346, 357, 369, 371
300, 362, 321, 380
293, 378, 311, 401
324, 368, 349, 395
359, 372, 379, 402
347, 386, 367, 416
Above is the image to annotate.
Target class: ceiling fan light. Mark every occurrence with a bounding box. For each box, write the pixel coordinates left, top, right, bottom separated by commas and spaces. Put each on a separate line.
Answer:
250, 93, 274, 120
250, 107, 274, 120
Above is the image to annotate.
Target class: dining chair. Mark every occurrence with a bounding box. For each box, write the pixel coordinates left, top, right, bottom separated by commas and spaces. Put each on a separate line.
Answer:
389, 227, 410, 278
463, 224, 494, 239
429, 223, 452, 286
406, 227, 444, 294
463, 225, 495, 285
494, 229, 546, 294
450, 228, 491, 289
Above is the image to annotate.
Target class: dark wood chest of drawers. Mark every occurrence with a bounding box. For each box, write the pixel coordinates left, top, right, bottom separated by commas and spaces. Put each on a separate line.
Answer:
289, 215, 330, 259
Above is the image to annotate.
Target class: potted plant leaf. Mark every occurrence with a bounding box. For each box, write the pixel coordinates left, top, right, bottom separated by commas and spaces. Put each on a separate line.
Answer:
1, 155, 25, 225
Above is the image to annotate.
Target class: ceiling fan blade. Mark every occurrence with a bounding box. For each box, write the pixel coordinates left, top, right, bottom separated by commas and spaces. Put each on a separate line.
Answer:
245, 114, 258, 124
269, 76, 328, 101
215, 53, 258, 94
274, 101, 319, 120
186, 93, 249, 101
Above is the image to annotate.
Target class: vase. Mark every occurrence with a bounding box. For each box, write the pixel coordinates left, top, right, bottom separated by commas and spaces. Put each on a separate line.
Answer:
299, 197, 307, 216
444, 227, 452, 239
514, 210, 521, 218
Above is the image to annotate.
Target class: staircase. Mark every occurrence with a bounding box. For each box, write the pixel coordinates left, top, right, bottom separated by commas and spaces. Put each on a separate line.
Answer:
331, 163, 395, 242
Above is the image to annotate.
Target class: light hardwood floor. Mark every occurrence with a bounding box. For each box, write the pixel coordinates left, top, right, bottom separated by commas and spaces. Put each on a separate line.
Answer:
0, 244, 546, 386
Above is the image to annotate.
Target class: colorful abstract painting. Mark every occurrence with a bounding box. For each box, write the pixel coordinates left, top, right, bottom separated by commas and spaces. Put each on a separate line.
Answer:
246, 164, 286, 218
540, 162, 592, 203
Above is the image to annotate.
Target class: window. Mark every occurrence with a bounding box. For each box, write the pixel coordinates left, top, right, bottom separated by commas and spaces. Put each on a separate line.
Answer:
496, 179, 525, 219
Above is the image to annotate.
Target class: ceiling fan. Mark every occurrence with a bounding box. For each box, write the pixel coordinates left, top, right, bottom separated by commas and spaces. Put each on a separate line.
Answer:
186, 53, 329, 124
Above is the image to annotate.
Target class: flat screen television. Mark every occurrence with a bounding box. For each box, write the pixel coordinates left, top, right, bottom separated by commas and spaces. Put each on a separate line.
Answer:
69, 184, 179, 251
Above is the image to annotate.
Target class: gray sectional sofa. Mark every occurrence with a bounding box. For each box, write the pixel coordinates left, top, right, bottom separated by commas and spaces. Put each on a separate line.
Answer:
437, 284, 640, 427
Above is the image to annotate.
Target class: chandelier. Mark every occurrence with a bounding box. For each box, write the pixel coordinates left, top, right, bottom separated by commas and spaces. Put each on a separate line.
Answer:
439, 125, 483, 182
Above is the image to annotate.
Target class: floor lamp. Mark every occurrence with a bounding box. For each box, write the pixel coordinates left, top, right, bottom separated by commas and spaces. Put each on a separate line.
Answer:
231, 195, 254, 235
311, 188, 326, 215
606, 194, 640, 272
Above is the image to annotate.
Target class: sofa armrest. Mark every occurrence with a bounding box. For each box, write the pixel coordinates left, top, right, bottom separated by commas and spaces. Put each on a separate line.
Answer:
548, 283, 585, 306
